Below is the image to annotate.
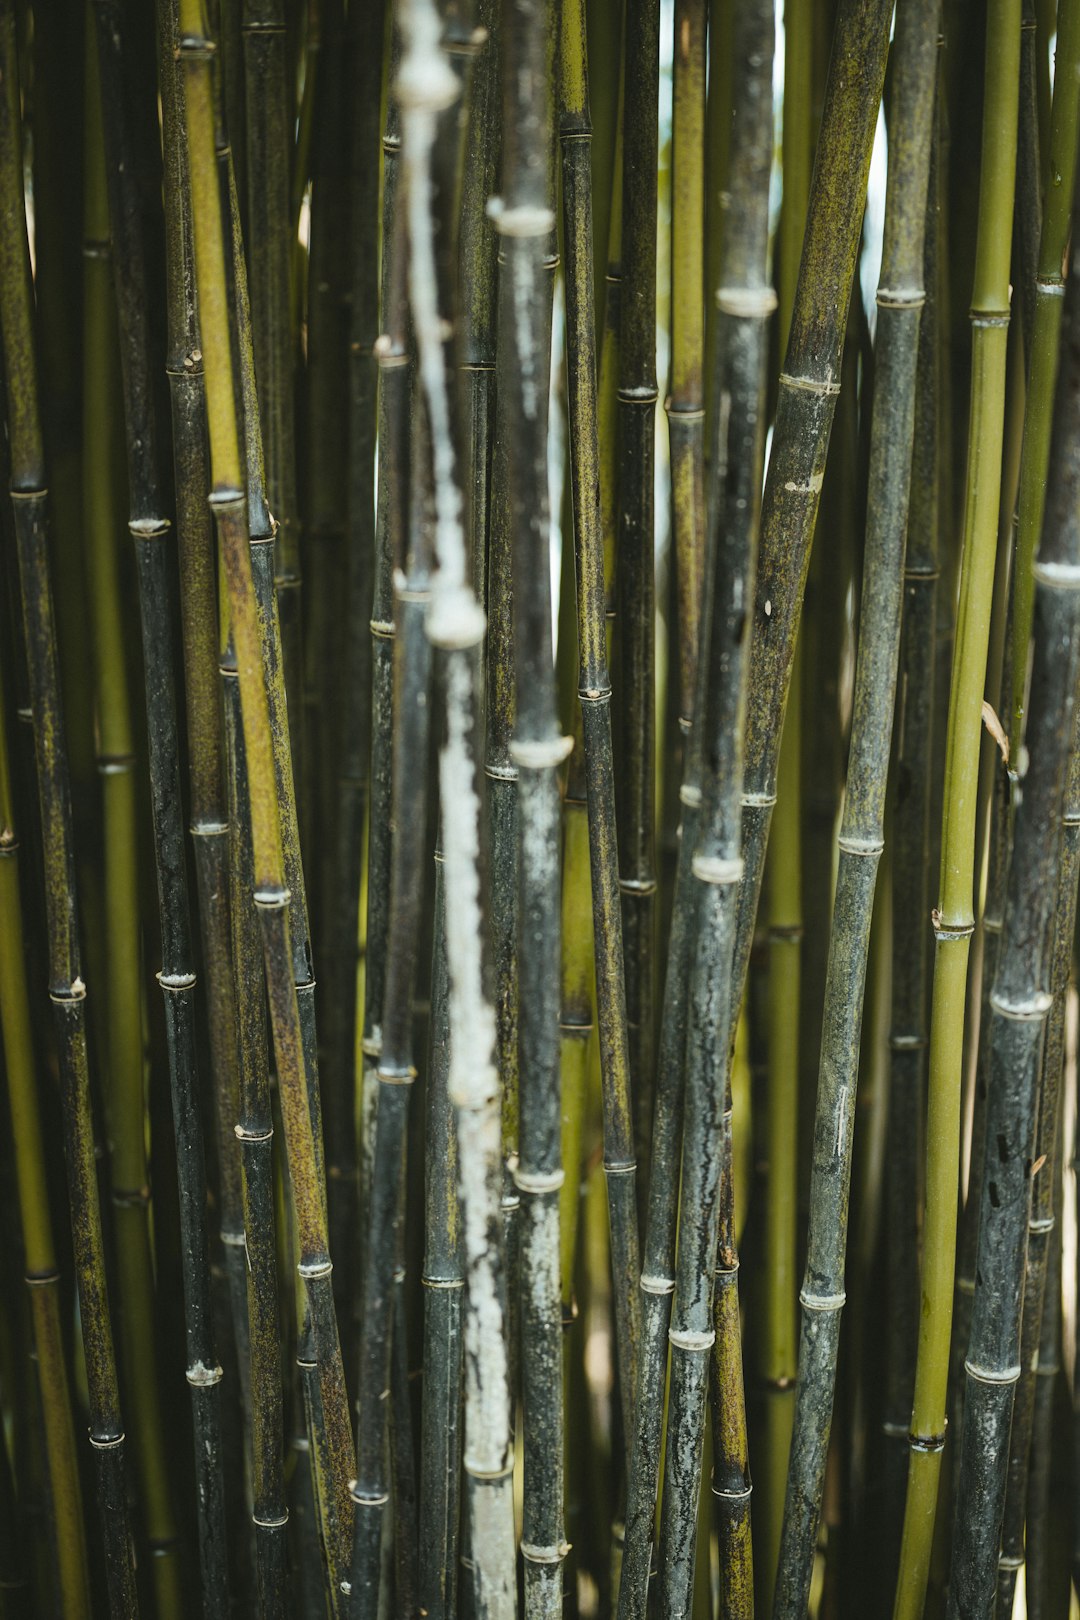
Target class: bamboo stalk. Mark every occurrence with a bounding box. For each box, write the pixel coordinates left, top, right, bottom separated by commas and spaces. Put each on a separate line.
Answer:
0, 608, 89, 1619
420, 847, 465, 1620
1009, 0, 1080, 751
558, 0, 640, 1476
881, 99, 942, 1567
350, 341, 434, 1620
893, 0, 1022, 1610
727, 0, 892, 1100
945, 110, 1080, 1616
496, 1, 567, 1614
90, 6, 230, 1606
772, 1, 939, 1613
651, 5, 773, 1616
0, 5, 138, 1610
615, 0, 659, 1268
179, 9, 354, 1607
158, 0, 251, 1451
397, 0, 516, 1608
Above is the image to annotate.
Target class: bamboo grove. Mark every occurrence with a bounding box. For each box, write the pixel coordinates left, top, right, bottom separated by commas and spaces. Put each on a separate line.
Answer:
5, 0, 1080, 1615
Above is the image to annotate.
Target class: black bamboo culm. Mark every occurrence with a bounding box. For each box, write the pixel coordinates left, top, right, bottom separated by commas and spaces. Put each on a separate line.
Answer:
399, 0, 516, 1608
881, 95, 942, 1551
179, 6, 355, 1608
90, 5, 230, 1608
945, 137, 1080, 1620
650, 5, 773, 1617
499, 0, 567, 1614
420, 847, 465, 1620
616, 0, 660, 1268
557, 0, 639, 1462
157, 0, 251, 1446
773, 0, 939, 1613
349, 308, 433, 1620
727, 0, 892, 1090
0, 6, 139, 1612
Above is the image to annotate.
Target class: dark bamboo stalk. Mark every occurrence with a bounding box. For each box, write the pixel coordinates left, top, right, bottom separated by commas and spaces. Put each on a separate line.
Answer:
727, 0, 892, 1090
616, 0, 659, 1267
0, 5, 138, 1611
158, 0, 251, 1444
557, 0, 639, 1472
773, 2, 939, 1613
946, 129, 1080, 1619
398, 0, 516, 1607
651, 5, 773, 1616
496, 0, 566, 1614
419, 847, 465, 1620
881, 98, 942, 1562
349, 352, 433, 1620
179, 9, 354, 1607
0, 616, 90, 1619
91, 7, 229, 1607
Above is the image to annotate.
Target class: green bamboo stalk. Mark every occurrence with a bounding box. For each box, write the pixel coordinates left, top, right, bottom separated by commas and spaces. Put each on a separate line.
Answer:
881, 105, 941, 1564
241, 0, 304, 808
1009, 0, 1080, 752
892, 1, 1022, 1611
558, 0, 640, 1473
0, 634, 89, 1618
496, 1, 567, 1614
81, 28, 185, 1608
945, 110, 1080, 1616
772, 1, 939, 1613
616, 0, 659, 1264
350, 370, 434, 1620
158, 0, 250, 1451
652, 6, 773, 1615
1014, 0, 1042, 364
398, 0, 515, 1608
91, 6, 230, 1606
420, 847, 465, 1620
179, 9, 355, 1607
726, 0, 892, 1110
0, 5, 138, 1610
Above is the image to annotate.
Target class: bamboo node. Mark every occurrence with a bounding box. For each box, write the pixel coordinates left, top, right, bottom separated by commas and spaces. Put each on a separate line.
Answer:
377, 1063, 418, 1086
715, 285, 778, 317
964, 1358, 1020, 1385
190, 818, 228, 837
909, 1429, 946, 1453
639, 1273, 675, 1295
710, 1483, 753, 1502
298, 1259, 333, 1280
669, 1327, 715, 1351
486, 199, 556, 237
49, 980, 86, 1005
1035, 276, 1066, 297
422, 1275, 465, 1289
89, 1432, 125, 1450
485, 762, 519, 781
521, 1541, 571, 1564
988, 989, 1052, 1021
129, 518, 170, 539
157, 971, 196, 991
836, 835, 884, 856
603, 1160, 637, 1176
509, 735, 574, 769
235, 1124, 273, 1143
930, 910, 974, 940
514, 1166, 565, 1193
692, 853, 744, 885
779, 371, 841, 396
1032, 558, 1080, 589
177, 32, 216, 59
617, 385, 660, 404
619, 877, 657, 896
799, 1288, 845, 1311
1028, 1215, 1054, 1233
969, 310, 1010, 328
185, 1362, 223, 1387
361, 1036, 382, 1059
252, 1512, 290, 1529
349, 1483, 390, 1506
875, 286, 925, 309
464, 1457, 514, 1479
252, 885, 289, 909
0, 834, 17, 856
742, 791, 776, 809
